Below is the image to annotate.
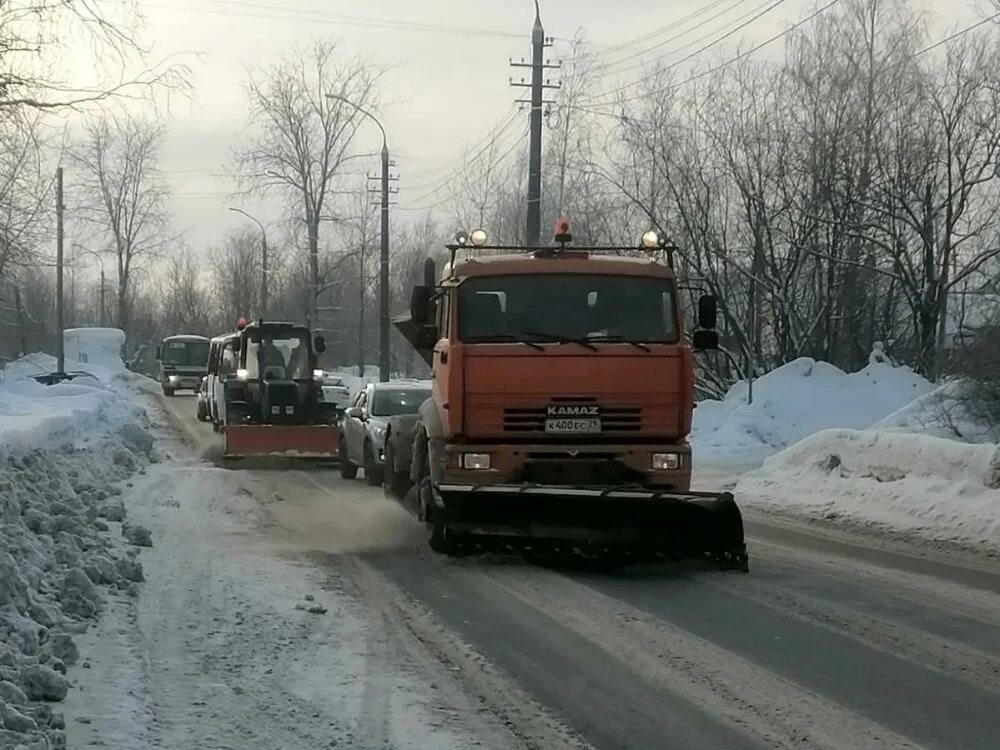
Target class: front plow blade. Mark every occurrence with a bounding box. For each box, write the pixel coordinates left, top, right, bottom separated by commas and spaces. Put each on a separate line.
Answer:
223, 424, 339, 460
431, 483, 748, 570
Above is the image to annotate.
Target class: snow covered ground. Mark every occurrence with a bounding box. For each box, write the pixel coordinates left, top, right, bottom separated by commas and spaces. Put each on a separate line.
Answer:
0, 333, 509, 749
692, 357, 932, 463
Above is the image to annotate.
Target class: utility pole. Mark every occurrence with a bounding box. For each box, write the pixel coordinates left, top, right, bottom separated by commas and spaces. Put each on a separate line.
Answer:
56, 166, 65, 374
510, 1, 560, 245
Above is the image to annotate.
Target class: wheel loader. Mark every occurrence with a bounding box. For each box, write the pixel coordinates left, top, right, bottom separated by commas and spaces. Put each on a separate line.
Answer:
387, 221, 749, 570
216, 319, 341, 462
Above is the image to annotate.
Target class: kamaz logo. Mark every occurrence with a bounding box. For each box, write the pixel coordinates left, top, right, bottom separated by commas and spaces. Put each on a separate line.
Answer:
546, 405, 599, 416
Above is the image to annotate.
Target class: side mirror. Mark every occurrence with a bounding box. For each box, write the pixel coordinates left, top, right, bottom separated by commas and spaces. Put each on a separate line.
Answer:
692, 329, 719, 351
410, 285, 434, 326
314, 335, 326, 354
345, 406, 364, 420
697, 295, 718, 330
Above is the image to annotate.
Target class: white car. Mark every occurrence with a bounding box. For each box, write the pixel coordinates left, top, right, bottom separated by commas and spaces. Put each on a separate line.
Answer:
320, 373, 351, 410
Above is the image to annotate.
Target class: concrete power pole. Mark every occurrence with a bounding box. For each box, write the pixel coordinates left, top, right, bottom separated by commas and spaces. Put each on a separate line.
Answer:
368, 144, 398, 382
510, 1, 559, 245
56, 166, 65, 374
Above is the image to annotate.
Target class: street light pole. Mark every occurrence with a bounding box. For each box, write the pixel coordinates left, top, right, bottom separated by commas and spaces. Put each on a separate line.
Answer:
228, 208, 268, 317
326, 92, 391, 382
73, 245, 107, 326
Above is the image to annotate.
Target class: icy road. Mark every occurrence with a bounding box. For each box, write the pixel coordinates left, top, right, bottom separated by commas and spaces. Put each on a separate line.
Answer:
72, 391, 1000, 750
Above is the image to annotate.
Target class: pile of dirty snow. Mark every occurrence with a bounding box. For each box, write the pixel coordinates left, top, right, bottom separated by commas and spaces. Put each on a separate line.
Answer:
0, 334, 157, 748
737, 429, 1000, 552
692, 357, 932, 462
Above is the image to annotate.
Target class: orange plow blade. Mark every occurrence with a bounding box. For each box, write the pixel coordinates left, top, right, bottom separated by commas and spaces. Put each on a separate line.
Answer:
223, 424, 340, 459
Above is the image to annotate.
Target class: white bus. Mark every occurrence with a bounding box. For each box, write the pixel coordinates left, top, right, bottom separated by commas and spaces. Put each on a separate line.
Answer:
156, 334, 211, 396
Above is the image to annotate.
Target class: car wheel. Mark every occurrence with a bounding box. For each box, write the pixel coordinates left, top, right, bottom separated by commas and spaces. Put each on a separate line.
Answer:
363, 442, 383, 486
340, 446, 358, 479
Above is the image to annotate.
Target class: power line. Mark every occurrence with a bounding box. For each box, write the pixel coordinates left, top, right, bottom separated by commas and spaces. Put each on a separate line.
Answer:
400, 114, 525, 206
916, 11, 1000, 56
147, 1, 526, 38
596, 0, 740, 57
593, 0, 758, 76
583, 0, 788, 106
397, 129, 529, 213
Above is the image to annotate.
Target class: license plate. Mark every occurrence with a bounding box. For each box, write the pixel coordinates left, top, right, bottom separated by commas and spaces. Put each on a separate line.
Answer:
544, 417, 601, 433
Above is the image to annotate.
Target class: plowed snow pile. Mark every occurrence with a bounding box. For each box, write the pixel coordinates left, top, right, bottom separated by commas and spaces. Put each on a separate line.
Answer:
737, 429, 1000, 552
692, 357, 932, 462
0, 330, 156, 748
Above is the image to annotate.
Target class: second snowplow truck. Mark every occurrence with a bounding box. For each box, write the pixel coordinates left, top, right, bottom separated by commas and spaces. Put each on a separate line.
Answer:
391, 220, 748, 570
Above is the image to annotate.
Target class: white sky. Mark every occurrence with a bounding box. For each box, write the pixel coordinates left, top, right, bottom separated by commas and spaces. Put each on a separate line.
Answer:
65, 0, 981, 256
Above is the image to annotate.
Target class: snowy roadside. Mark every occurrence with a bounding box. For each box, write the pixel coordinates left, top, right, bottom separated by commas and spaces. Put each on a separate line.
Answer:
1, 339, 159, 749
60, 412, 493, 750
737, 429, 1000, 556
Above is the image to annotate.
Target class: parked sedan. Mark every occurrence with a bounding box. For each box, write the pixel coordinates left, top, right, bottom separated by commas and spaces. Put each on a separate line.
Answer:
340, 381, 431, 485
320, 373, 352, 412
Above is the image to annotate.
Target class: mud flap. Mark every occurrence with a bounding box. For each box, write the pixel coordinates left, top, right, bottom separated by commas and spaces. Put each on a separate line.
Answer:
223, 424, 340, 459
430, 483, 749, 569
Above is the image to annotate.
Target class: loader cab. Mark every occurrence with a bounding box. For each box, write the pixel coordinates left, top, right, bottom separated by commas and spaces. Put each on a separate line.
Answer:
221, 321, 333, 427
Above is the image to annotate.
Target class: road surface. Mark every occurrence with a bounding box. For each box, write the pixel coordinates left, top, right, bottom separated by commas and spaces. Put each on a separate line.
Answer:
155, 392, 1000, 750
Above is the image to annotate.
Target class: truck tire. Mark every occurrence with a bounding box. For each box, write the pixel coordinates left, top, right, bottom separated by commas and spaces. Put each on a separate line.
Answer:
419, 477, 457, 555
363, 442, 383, 486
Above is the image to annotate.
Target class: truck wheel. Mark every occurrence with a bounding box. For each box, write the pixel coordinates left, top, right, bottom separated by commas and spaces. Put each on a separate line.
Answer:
419, 477, 458, 555
363, 443, 383, 486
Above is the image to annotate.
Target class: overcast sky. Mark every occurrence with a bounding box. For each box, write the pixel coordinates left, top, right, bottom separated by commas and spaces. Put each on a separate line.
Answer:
73, 0, 977, 254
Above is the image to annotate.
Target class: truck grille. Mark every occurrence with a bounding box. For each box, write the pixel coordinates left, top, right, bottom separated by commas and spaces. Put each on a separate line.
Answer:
503, 402, 642, 433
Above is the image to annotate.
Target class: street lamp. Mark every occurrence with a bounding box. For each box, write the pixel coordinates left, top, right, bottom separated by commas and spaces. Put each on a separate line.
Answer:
228, 207, 268, 317
326, 92, 391, 382
72, 244, 107, 327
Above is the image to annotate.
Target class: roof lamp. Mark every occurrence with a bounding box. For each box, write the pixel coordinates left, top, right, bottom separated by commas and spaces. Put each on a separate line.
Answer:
454, 230, 469, 247
470, 228, 488, 247
641, 230, 660, 250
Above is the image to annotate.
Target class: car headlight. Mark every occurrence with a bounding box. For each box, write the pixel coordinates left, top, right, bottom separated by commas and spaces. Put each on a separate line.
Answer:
168, 375, 178, 383
652, 453, 681, 470
371, 425, 386, 439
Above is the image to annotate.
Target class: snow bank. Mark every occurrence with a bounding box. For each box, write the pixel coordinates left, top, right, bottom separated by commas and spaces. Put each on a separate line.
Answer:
875, 381, 1000, 443
0, 334, 156, 748
737, 429, 1000, 552
692, 357, 932, 461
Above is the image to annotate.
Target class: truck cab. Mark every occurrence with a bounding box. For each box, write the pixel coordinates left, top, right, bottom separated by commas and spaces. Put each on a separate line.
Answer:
402, 230, 719, 493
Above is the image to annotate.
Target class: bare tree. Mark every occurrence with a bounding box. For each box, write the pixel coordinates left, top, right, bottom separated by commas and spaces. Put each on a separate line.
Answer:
70, 113, 171, 341
0, 1, 190, 112
159, 248, 211, 335
212, 227, 262, 326
234, 40, 380, 326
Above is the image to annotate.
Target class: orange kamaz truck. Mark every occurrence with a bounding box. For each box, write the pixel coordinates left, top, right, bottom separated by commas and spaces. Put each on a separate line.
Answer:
390, 220, 748, 570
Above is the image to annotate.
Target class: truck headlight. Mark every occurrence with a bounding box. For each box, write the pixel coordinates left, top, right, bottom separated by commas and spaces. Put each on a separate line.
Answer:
236, 369, 249, 380
168, 375, 179, 383
462, 453, 491, 470
652, 453, 681, 470
313, 369, 325, 381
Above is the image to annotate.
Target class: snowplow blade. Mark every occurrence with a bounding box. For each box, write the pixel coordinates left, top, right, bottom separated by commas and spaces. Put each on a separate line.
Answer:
432, 483, 748, 569
223, 424, 339, 460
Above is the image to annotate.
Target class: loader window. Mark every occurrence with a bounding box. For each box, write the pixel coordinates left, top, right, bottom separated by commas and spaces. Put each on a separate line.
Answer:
458, 274, 679, 344
244, 331, 311, 380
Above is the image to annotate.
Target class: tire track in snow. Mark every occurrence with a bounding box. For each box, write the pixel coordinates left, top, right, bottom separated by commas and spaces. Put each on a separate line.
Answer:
474, 564, 927, 750
705, 572, 1000, 693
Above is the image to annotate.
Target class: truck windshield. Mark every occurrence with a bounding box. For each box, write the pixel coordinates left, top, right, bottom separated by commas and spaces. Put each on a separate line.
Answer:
244, 331, 311, 380
371, 389, 430, 417
161, 340, 210, 366
457, 274, 679, 344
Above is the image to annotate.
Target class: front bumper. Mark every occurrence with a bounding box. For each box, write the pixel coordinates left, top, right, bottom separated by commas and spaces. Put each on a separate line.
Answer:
442, 442, 692, 491
163, 375, 203, 389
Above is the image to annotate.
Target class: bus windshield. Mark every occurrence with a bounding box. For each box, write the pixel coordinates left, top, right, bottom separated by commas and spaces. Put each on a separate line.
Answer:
161, 340, 210, 367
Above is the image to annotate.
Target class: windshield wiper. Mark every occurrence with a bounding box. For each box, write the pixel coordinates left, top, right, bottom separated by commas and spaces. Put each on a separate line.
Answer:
585, 334, 651, 352
519, 331, 598, 352
464, 334, 544, 351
